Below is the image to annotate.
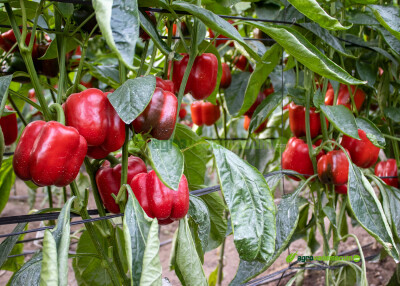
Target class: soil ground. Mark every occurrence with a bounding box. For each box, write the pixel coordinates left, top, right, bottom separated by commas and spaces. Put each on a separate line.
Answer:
0, 179, 396, 286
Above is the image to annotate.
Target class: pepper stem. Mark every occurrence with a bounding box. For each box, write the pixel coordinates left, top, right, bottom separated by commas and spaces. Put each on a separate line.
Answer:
106, 155, 121, 167
49, 103, 65, 125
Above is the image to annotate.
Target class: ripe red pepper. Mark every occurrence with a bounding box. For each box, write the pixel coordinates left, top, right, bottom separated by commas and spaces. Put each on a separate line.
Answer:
96, 156, 147, 213
172, 22, 189, 36
0, 29, 35, 53
317, 150, 350, 185
340, 129, 380, 168
289, 102, 322, 138
190, 101, 220, 126
0, 106, 18, 146
208, 20, 235, 47
140, 11, 156, 41
156, 77, 174, 93
325, 84, 365, 111
179, 103, 187, 120
335, 184, 348, 194
13, 121, 87, 187
130, 170, 189, 225
220, 63, 232, 89
64, 88, 125, 159
243, 115, 267, 134
173, 53, 218, 100
375, 159, 398, 188
282, 137, 324, 180
244, 86, 274, 117
132, 87, 178, 140
234, 55, 253, 72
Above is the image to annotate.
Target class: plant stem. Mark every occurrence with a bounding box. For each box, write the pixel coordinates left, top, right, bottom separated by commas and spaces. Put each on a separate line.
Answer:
217, 211, 227, 286
8, 96, 27, 126
84, 158, 107, 218
137, 40, 149, 77
54, 4, 67, 104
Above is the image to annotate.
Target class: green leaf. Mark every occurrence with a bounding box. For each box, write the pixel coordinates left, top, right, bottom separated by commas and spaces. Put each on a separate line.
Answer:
381, 185, 400, 240
85, 64, 120, 89
148, 139, 184, 191
188, 195, 211, 258
224, 72, 251, 116
171, 1, 261, 62
208, 142, 276, 262
387, 263, 400, 286
0, 75, 13, 117
384, 107, 400, 123
10, 252, 43, 286
108, 75, 156, 124
287, 0, 350, 30
244, 22, 366, 85
93, 0, 139, 68
0, 129, 3, 169
139, 220, 162, 286
0, 157, 16, 214
57, 3, 74, 18
320, 105, 359, 139
40, 230, 58, 286
376, 26, 400, 55
322, 206, 337, 229
208, 265, 218, 286
369, 5, 400, 42
356, 61, 377, 87
356, 117, 386, 148
174, 217, 208, 285
39, 38, 79, 60
0, 223, 27, 269
348, 164, 399, 262
239, 44, 282, 116
313, 89, 325, 109
249, 91, 283, 133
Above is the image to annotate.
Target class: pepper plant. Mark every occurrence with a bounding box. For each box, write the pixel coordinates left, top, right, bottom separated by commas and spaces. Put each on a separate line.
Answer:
0, 0, 399, 285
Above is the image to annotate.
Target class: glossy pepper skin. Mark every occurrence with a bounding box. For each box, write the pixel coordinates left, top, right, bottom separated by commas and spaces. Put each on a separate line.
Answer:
96, 156, 147, 213
325, 84, 365, 111
13, 121, 87, 187
282, 137, 324, 181
156, 77, 174, 93
335, 185, 348, 194
190, 101, 220, 126
220, 63, 232, 89
132, 87, 178, 140
173, 53, 218, 100
64, 88, 125, 159
375, 159, 398, 188
243, 115, 267, 134
208, 20, 235, 47
289, 102, 322, 138
244, 86, 274, 117
340, 129, 380, 168
0, 29, 35, 53
0, 106, 18, 146
234, 55, 253, 72
317, 150, 350, 185
130, 170, 189, 225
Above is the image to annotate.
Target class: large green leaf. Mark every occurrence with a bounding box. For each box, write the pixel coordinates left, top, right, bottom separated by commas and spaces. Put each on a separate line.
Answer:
249, 91, 283, 134
369, 5, 400, 42
287, 0, 350, 30
39, 38, 79, 60
224, 72, 251, 116
244, 22, 366, 85
10, 252, 43, 286
320, 105, 359, 139
356, 117, 385, 148
0, 223, 27, 269
348, 164, 399, 262
171, 2, 261, 62
108, 75, 156, 124
0, 157, 16, 214
40, 230, 58, 286
148, 139, 184, 191
92, 0, 139, 68
209, 142, 276, 262
381, 185, 400, 240
384, 107, 400, 123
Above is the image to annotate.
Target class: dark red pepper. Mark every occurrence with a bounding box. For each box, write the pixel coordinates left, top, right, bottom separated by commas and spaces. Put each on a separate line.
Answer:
234, 55, 253, 72
335, 184, 348, 194
13, 121, 87, 187
130, 170, 189, 225
208, 20, 235, 47
132, 87, 178, 140
325, 84, 365, 111
375, 159, 398, 188
243, 115, 267, 134
173, 53, 218, 100
64, 88, 125, 159
179, 103, 187, 120
96, 156, 147, 213
317, 150, 350, 185
220, 63, 232, 89
190, 101, 220, 126
340, 129, 380, 168
289, 102, 322, 139
282, 137, 324, 181
156, 76, 174, 93
0, 106, 18, 146
140, 11, 156, 41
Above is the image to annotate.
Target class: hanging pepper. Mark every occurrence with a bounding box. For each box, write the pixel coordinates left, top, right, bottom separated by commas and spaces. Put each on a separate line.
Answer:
220, 63, 232, 89
243, 115, 267, 134
0, 106, 18, 146
375, 159, 398, 188
282, 137, 324, 181
64, 88, 125, 159
340, 129, 380, 168
325, 84, 365, 111
208, 20, 235, 47
234, 55, 253, 72
172, 53, 218, 100
13, 121, 87, 187
179, 103, 187, 120
96, 155, 147, 213
132, 87, 178, 140
289, 102, 322, 138
335, 185, 348, 194
190, 101, 220, 126
172, 22, 189, 36
244, 86, 274, 117
130, 170, 189, 225
0, 29, 35, 53
317, 150, 350, 185
156, 76, 174, 93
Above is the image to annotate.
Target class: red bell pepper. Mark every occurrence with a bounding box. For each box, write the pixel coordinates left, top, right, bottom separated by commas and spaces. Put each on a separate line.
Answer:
172, 22, 189, 36
0, 29, 35, 53
0, 106, 18, 146
234, 55, 253, 72
179, 103, 187, 120
96, 156, 147, 213
335, 184, 348, 194
282, 137, 324, 180
340, 129, 380, 168
172, 53, 218, 100
13, 121, 87, 187
64, 88, 125, 159
156, 76, 175, 93
375, 159, 398, 188
132, 87, 178, 140
208, 20, 235, 47
220, 63, 232, 89
190, 101, 220, 126
317, 150, 350, 185
130, 170, 189, 225
244, 86, 274, 117
325, 84, 365, 111
289, 102, 322, 138
243, 115, 267, 134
